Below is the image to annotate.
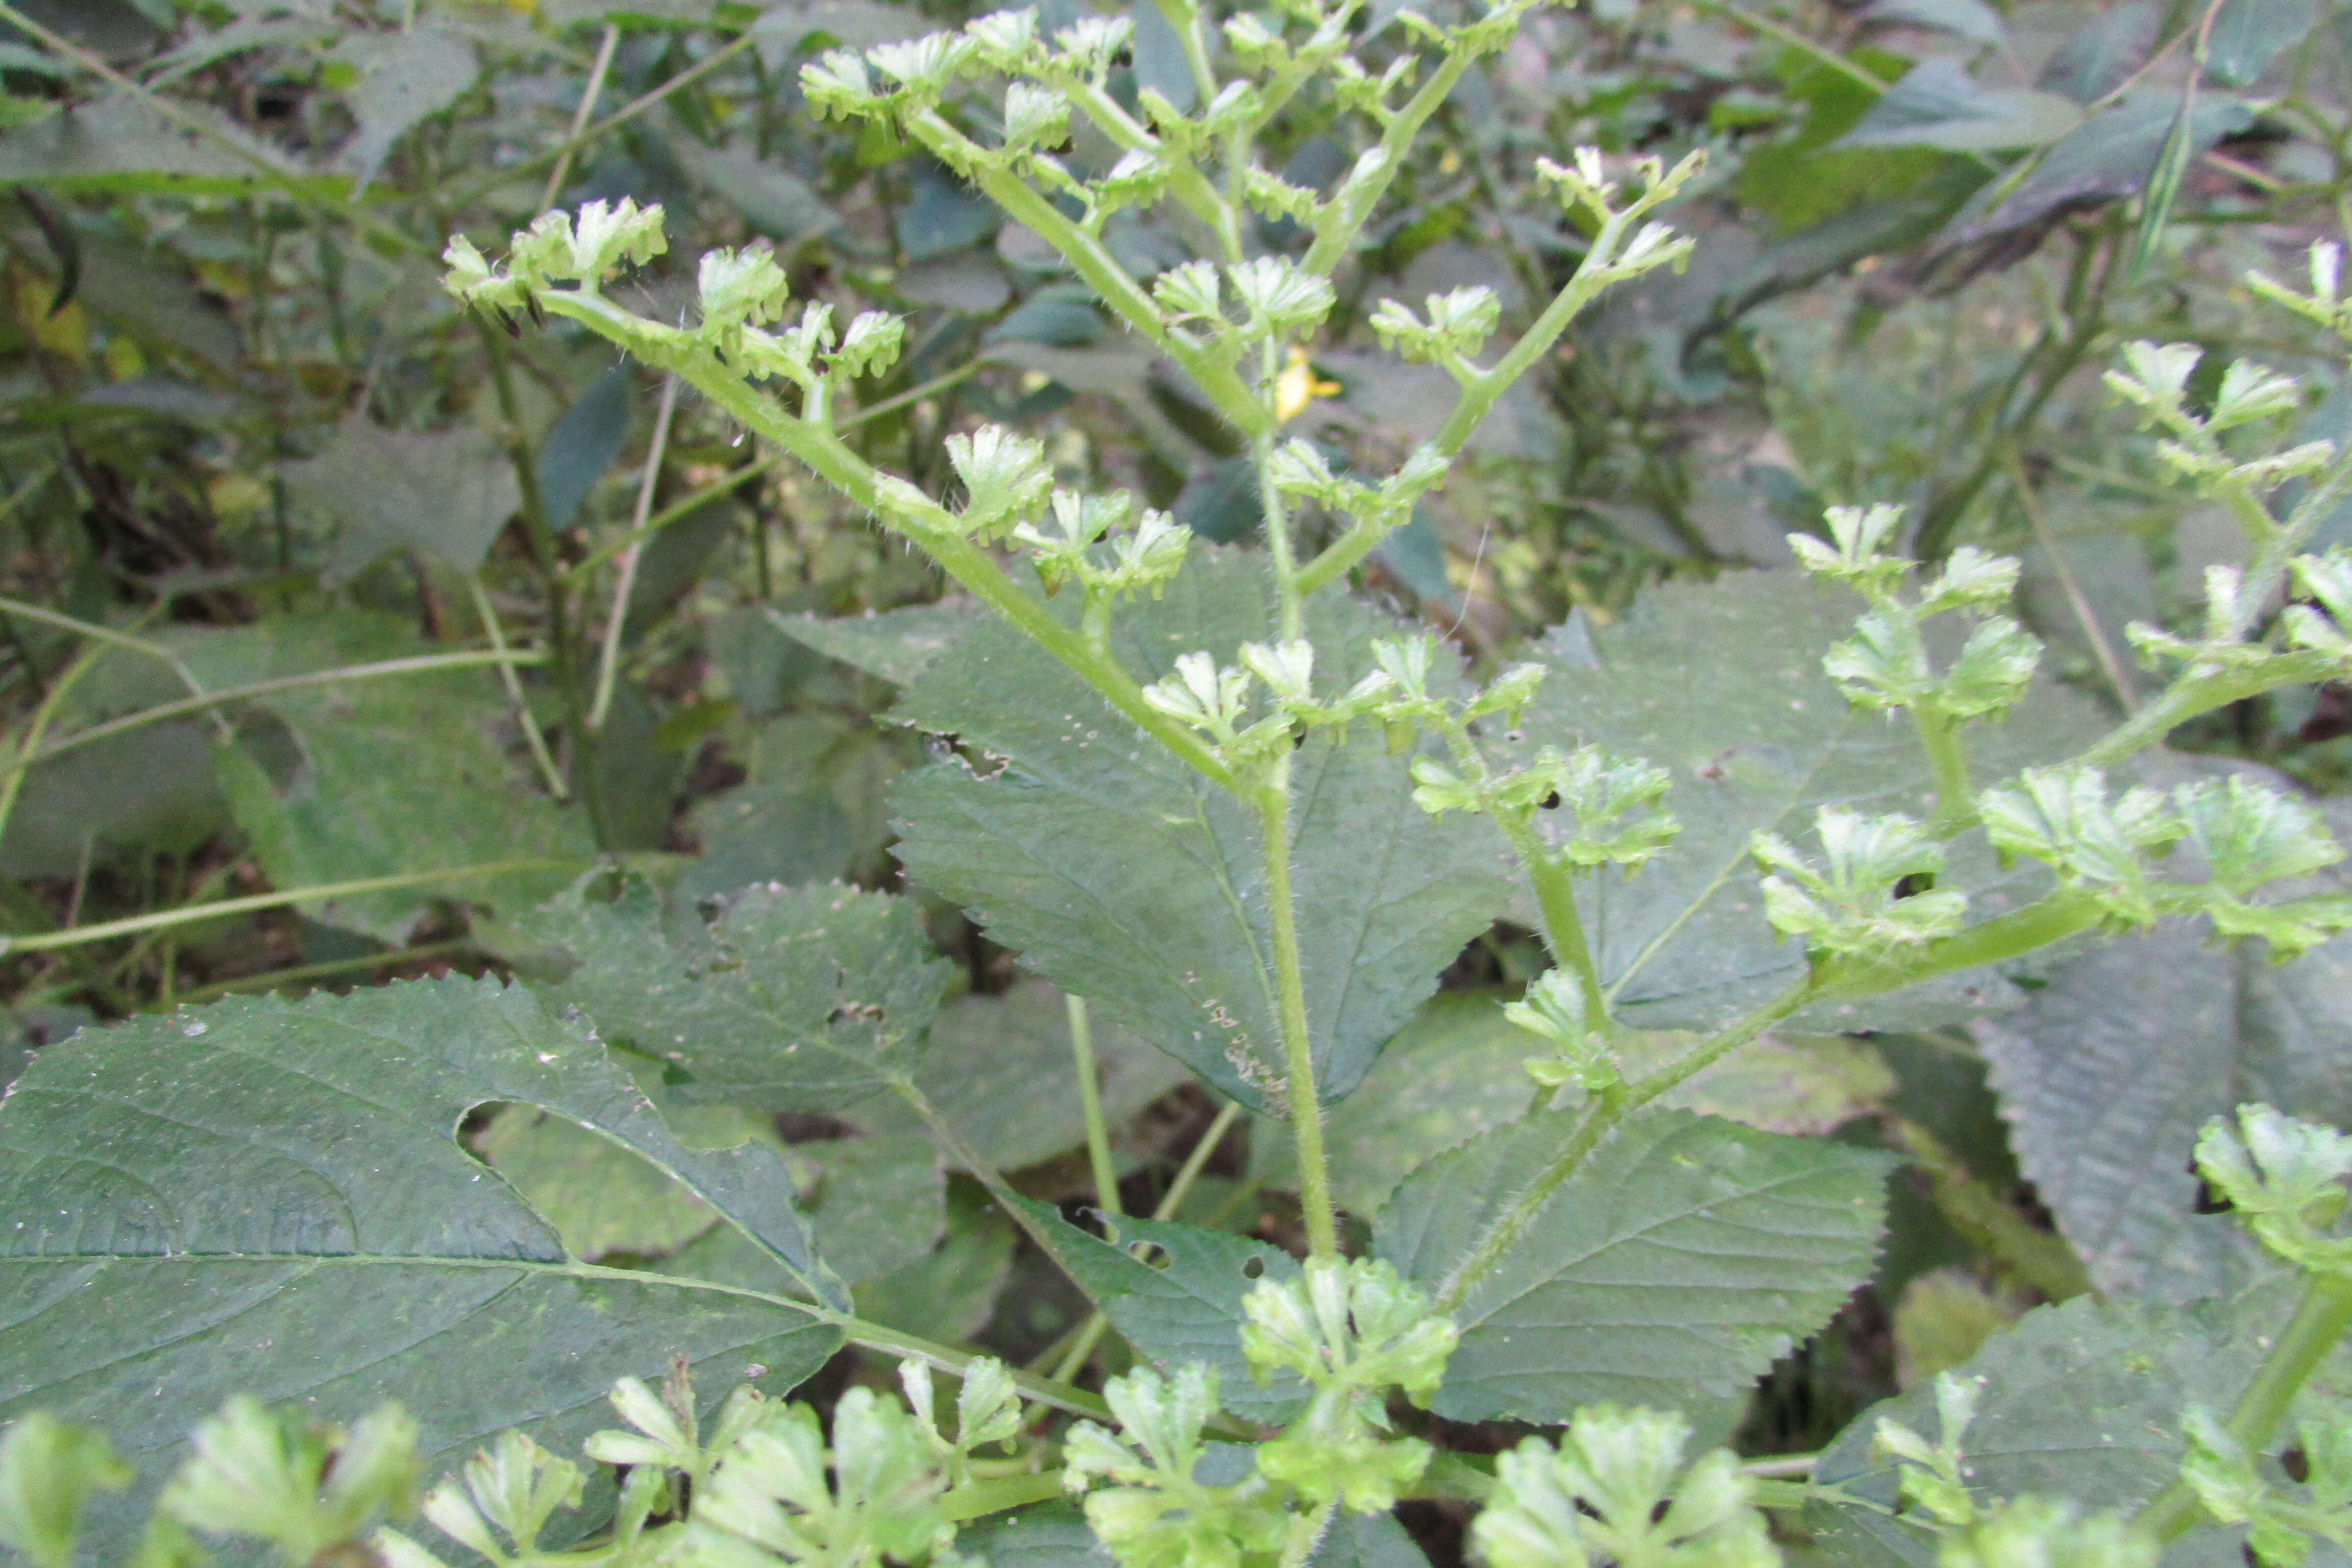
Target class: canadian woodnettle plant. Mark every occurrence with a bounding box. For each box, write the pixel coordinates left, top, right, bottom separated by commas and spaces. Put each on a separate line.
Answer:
12, 1, 2352, 1565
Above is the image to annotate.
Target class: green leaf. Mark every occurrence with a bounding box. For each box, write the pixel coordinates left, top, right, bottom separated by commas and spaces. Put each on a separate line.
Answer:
475, 1106, 725, 1263
659, 1135, 944, 1289
772, 603, 984, 687
959, 1505, 1111, 1567
1253, 993, 1894, 1215
673, 142, 843, 250
1933, 91, 2252, 258
0, 720, 226, 878
285, 420, 525, 578
1808, 1294, 2285, 1566
337, 27, 477, 193
0, 978, 844, 1559
843, 981, 1188, 1172
1012, 1200, 1310, 1423
897, 159, 997, 261
199, 615, 592, 937
890, 552, 1509, 1111
1858, 0, 2002, 45
2037, 2, 2155, 104
1834, 61, 2080, 154
1976, 916, 2352, 1302
850, 1182, 1015, 1343
534, 366, 633, 535
2203, 0, 2317, 89
513, 873, 951, 1114
1375, 1108, 1894, 1423
1511, 573, 2090, 1032
0, 95, 332, 194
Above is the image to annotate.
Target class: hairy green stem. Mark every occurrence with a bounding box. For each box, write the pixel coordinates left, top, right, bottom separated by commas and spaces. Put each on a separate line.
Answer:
1508, 828, 1607, 1035
1432, 977, 1817, 1315
0, 860, 583, 957
2136, 1270, 2352, 1542
1259, 773, 1338, 1258
1068, 994, 1123, 1220
1256, 423, 1305, 640
1277, 1500, 1341, 1568
2077, 653, 2342, 769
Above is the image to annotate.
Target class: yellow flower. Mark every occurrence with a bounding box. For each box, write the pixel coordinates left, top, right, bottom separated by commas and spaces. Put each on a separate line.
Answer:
1273, 345, 1341, 422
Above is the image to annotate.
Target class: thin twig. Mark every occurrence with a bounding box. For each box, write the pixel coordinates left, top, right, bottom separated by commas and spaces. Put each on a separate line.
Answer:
2002, 445, 2139, 714
469, 580, 570, 800
538, 23, 621, 215
589, 373, 680, 732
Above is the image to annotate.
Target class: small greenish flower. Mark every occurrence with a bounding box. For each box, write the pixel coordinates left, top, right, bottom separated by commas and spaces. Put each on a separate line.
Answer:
1142, 652, 1252, 744
0, 1414, 132, 1568
1241, 1258, 1456, 1512
1227, 256, 1336, 335
1473, 1405, 1774, 1568
897, 1356, 1022, 1485
382, 1431, 582, 1568
1062, 1365, 1284, 1568
1505, 969, 1618, 1092
1752, 809, 1966, 958
685, 1388, 953, 1568
158, 1399, 418, 1566
1875, 1373, 1981, 1530
2195, 1104, 2352, 1273
1934, 1497, 2154, 1568
945, 425, 1053, 537
1978, 766, 2179, 926
1788, 503, 1908, 598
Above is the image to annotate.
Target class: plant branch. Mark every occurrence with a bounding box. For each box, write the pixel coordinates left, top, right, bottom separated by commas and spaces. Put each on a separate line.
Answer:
1068, 993, 1123, 1221
470, 579, 569, 800
537, 23, 621, 215
589, 373, 680, 732
2136, 1270, 2352, 1542
0, 859, 584, 957
1259, 773, 1338, 1258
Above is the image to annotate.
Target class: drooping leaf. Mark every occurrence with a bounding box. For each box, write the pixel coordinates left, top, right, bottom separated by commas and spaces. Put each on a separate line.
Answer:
1807, 1291, 2292, 1566
1509, 572, 2092, 1032
1976, 917, 2352, 1303
1012, 1201, 1311, 1422
0, 978, 844, 1558
897, 159, 997, 261
889, 553, 1510, 1111
513, 873, 951, 1114
284, 419, 524, 578
535, 366, 633, 534
337, 27, 477, 193
843, 981, 1188, 1173
1375, 1108, 1894, 1423
1932, 91, 2252, 260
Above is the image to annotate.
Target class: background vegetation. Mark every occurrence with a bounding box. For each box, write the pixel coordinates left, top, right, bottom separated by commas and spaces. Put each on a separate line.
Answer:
0, 0, 2346, 1560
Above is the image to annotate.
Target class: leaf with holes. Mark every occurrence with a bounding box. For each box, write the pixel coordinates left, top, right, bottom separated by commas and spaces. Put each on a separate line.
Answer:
0, 977, 844, 1560
512, 873, 951, 1114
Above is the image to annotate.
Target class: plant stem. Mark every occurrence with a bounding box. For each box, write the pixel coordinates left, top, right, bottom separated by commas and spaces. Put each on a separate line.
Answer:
1508, 827, 1607, 1034
1431, 977, 1815, 1314
1277, 1501, 1341, 1568
1256, 773, 1338, 1258
0, 860, 582, 957
2136, 1270, 2352, 1542
1068, 993, 1123, 1221
889, 1075, 1080, 1270
2003, 445, 2138, 715
537, 23, 621, 214
0, 638, 104, 855
469, 580, 569, 799
477, 317, 609, 843
589, 373, 680, 732
1, 648, 551, 781
1911, 701, 1975, 837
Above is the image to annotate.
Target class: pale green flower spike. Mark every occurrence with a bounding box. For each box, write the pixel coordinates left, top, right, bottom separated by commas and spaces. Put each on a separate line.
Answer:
898, 1356, 1022, 1486
1473, 1405, 1774, 1568
1978, 765, 2180, 925
1241, 1258, 1457, 1512
158, 1399, 418, 1567
1061, 1364, 1286, 1568
2196, 1104, 2352, 1275
2179, 1404, 2352, 1567
1875, 1372, 1982, 1531
1507, 968, 1621, 1091
684, 1387, 955, 1568
1752, 808, 1967, 958
0, 1413, 132, 1568
1932, 1497, 2154, 1568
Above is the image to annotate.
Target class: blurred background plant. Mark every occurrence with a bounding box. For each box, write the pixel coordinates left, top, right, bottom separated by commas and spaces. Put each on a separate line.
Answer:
0, 0, 2346, 1558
